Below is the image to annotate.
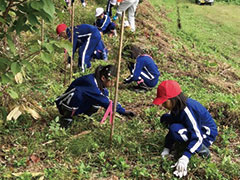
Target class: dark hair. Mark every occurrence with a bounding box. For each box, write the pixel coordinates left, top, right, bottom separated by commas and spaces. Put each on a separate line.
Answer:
94, 65, 117, 91
123, 45, 144, 60
169, 92, 188, 115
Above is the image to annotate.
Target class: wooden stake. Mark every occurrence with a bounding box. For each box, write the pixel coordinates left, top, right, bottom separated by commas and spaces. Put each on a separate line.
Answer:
41, 19, 44, 44
70, 1, 74, 82
63, 49, 68, 86
110, 11, 125, 145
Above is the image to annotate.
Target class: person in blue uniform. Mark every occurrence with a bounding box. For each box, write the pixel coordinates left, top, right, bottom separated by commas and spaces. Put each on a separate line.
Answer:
56, 24, 108, 72
153, 80, 218, 178
95, 7, 117, 37
123, 45, 160, 91
55, 65, 135, 128
106, 0, 117, 17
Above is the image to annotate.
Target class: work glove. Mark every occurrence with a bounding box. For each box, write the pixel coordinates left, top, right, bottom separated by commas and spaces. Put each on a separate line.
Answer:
123, 111, 135, 117
161, 147, 170, 158
171, 155, 189, 178
113, 15, 118, 21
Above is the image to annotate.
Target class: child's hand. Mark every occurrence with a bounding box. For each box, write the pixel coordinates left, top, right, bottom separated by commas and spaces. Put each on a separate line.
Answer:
113, 15, 118, 21
123, 111, 135, 117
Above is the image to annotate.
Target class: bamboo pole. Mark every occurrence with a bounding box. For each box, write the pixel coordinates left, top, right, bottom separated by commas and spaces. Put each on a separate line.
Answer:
110, 11, 125, 145
70, 1, 74, 82
41, 19, 44, 44
63, 49, 68, 86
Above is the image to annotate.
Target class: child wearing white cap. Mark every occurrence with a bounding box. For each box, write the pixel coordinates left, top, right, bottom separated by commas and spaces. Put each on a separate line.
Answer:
95, 7, 117, 37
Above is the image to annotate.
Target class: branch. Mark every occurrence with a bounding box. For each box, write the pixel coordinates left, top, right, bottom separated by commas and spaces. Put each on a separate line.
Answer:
0, 0, 28, 27
9, 0, 28, 8
0, 0, 14, 27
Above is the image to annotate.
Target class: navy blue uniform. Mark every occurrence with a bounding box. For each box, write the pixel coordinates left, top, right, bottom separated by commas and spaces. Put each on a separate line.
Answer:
163, 98, 218, 159
66, 24, 107, 71
55, 74, 125, 116
95, 15, 116, 34
125, 55, 160, 87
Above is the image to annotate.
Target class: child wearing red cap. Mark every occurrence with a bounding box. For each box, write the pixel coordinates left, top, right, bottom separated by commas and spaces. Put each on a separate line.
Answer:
153, 80, 218, 178
56, 24, 108, 72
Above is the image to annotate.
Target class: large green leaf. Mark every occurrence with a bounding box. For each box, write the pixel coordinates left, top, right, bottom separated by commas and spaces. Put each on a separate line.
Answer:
40, 52, 52, 64
28, 14, 39, 26
44, 43, 54, 53
0, 0, 7, 11
8, 89, 19, 99
31, 1, 44, 11
0, 57, 10, 65
1, 74, 12, 84
6, 35, 16, 55
15, 16, 27, 34
42, 0, 55, 17
0, 17, 6, 24
11, 62, 21, 75
56, 40, 73, 55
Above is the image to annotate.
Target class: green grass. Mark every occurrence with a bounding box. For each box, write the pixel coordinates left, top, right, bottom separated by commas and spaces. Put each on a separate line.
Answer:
151, 0, 240, 72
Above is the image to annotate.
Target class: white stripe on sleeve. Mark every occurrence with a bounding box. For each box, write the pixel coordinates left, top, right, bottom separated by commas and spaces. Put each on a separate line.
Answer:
184, 107, 203, 153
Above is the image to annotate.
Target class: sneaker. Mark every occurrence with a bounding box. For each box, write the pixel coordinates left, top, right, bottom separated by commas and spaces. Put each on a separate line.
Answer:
124, 21, 130, 27
198, 144, 210, 158
82, 2, 86, 7
113, 29, 117, 37
59, 117, 73, 129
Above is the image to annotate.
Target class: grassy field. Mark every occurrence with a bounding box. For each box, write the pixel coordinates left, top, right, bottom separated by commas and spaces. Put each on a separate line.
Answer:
0, 0, 240, 179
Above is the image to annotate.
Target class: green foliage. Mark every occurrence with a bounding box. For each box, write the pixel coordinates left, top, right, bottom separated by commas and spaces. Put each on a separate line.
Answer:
46, 116, 68, 140
216, 0, 240, 5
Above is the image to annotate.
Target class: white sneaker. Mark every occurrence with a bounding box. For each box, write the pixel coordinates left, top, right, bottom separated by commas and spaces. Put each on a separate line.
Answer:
82, 2, 86, 7
124, 21, 130, 27
113, 29, 117, 36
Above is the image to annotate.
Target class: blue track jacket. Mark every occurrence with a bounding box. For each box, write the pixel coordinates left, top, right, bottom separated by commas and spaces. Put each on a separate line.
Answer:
66, 24, 105, 71
125, 55, 160, 87
95, 15, 115, 34
165, 98, 218, 159
55, 74, 125, 116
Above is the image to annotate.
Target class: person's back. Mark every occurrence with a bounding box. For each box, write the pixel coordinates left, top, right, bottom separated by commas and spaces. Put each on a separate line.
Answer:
137, 55, 160, 80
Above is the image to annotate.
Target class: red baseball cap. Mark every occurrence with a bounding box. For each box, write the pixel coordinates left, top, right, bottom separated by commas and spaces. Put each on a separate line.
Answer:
56, 24, 67, 35
153, 80, 182, 105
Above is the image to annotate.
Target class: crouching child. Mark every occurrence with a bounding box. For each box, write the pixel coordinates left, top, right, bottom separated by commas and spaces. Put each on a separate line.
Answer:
95, 7, 117, 37
153, 80, 218, 178
123, 45, 160, 92
55, 65, 135, 128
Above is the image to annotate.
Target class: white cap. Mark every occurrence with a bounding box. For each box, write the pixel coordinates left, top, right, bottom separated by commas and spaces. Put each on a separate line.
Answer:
95, 7, 104, 17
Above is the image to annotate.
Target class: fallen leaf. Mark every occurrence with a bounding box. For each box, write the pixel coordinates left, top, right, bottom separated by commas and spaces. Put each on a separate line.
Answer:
39, 176, 44, 180
70, 130, 91, 139
30, 154, 40, 163
24, 107, 41, 119
12, 172, 44, 177
42, 140, 55, 146
15, 72, 23, 84
7, 106, 22, 121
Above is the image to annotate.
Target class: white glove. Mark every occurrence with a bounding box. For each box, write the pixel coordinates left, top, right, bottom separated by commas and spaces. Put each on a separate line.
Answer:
161, 147, 170, 158
171, 155, 189, 178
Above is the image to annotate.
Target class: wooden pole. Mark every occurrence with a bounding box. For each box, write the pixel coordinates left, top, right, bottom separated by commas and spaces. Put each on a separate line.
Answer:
110, 11, 125, 145
41, 19, 44, 44
70, 1, 74, 82
63, 49, 68, 86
